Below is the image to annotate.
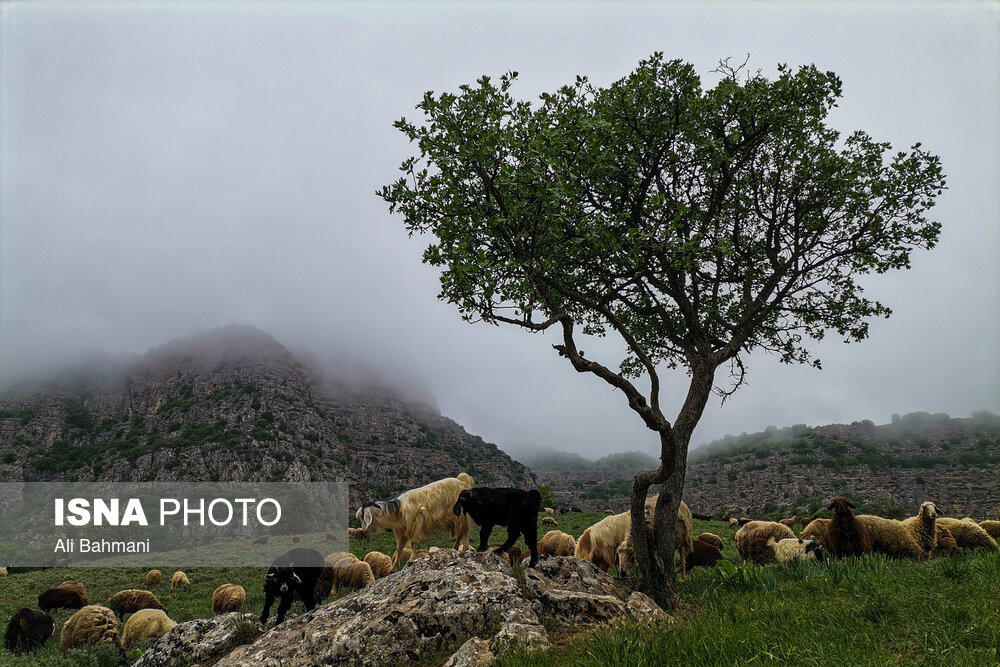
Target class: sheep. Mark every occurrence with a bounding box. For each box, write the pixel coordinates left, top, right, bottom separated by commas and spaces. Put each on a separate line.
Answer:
542, 517, 558, 526
330, 560, 375, 590
170, 571, 190, 590
292, 535, 301, 544
261, 548, 330, 625
325, 552, 359, 568
902, 501, 940, 556
854, 514, 924, 559
4, 608, 54, 655
37, 587, 86, 613
536, 530, 576, 558
779, 517, 797, 528
737, 516, 753, 526
934, 525, 960, 556
504, 546, 524, 565
59, 605, 122, 653
936, 517, 1000, 552
800, 517, 830, 544
696, 532, 724, 551
674, 499, 694, 576
363, 551, 393, 578
56, 580, 88, 599
824, 496, 871, 559
347, 527, 367, 539
0, 567, 7, 577
543, 507, 555, 514
768, 537, 825, 564
728, 517, 739, 527
107, 590, 167, 618
977, 520, 1000, 540
684, 536, 723, 573
121, 608, 176, 647
212, 584, 246, 614
588, 498, 690, 576
145, 569, 162, 587
604, 509, 615, 515
357, 472, 475, 571
734, 521, 795, 564
454, 487, 542, 567
253, 536, 269, 545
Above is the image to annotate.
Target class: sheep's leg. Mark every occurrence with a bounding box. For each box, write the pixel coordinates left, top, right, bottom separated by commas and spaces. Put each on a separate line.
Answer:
301, 587, 317, 613
274, 594, 293, 624
391, 533, 406, 571
523, 524, 539, 567
477, 524, 494, 552
259, 591, 275, 624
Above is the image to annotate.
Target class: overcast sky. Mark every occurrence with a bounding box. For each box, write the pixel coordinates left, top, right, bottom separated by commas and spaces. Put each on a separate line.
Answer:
2, 2, 997, 459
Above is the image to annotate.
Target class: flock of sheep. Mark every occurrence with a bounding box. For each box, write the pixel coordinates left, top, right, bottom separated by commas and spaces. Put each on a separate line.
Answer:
5, 472, 1000, 658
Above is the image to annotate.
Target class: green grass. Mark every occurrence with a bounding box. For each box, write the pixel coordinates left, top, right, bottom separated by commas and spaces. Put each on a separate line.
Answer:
6, 515, 1000, 665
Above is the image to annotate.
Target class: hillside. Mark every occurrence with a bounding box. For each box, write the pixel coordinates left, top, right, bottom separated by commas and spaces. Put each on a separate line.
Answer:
533, 412, 1000, 518
0, 325, 535, 508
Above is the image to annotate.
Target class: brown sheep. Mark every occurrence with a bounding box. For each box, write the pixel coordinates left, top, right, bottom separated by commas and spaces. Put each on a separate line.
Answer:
57, 580, 88, 599
936, 518, 1000, 552
800, 517, 830, 544
363, 551, 393, 578
825, 496, 871, 558
253, 536, 269, 545
330, 560, 375, 590
347, 527, 367, 539
934, 525, 960, 556
170, 571, 190, 590
145, 569, 162, 587
685, 536, 724, 572
978, 520, 1000, 540
292, 535, 301, 544
734, 521, 795, 564
854, 515, 924, 559
59, 605, 122, 653
121, 608, 177, 647
37, 588, 86, 613
604, 509, 615, 515
107, 590, 166, 618
325, 552, 359, 568
542, 517, 558, 526
211, 584, 246, 614
779, 517, 797, 528
902, 501, 940, 556
5, 608, 54, 655
537, 530, 576, 558
696, 532, 724, 551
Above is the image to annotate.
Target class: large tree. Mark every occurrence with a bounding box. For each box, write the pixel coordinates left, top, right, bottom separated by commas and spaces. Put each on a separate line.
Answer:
378, 54, 945, 606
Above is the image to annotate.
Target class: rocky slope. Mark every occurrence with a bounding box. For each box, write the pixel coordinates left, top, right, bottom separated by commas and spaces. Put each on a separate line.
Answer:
0, 325, 535, 508
535, 413, 1000, 519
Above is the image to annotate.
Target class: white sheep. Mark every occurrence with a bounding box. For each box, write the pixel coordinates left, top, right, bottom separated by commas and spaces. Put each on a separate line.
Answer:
536, 530, 576, 558
854, 514, 924, 559
356, 473, 475, 571
936, 517, 1000, 552
121, 608, 176, 647
902, 501, 940, 557
734, 521, 795, 564
170, 571, 190, 590
768, 537, 824, 564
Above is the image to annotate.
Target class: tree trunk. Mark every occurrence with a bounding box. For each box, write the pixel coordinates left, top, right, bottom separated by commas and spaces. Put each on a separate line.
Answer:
629, 364, 715, 609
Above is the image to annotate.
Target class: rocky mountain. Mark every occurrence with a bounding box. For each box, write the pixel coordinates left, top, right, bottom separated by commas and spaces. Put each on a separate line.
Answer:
534, 412, 1000, 519
0, 325, 535, 508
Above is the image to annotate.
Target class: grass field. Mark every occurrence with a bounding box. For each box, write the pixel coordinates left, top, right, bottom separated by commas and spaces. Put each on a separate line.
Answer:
3, 514, 999, 665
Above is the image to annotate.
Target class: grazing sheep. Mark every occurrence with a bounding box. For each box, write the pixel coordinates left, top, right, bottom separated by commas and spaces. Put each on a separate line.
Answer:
684, 536, 723, 573
170, 571, 190, 590
936, 518, 1000, 552
543, 507, 555, 514
292, 535, 301, 544
604, 509, 615, 515
358, 473, 475, 571
696, 532, 724, 551
347, 527, 367, 539
934, 525, 960, 556
977, 520, 1000, 540
56, 580, 88, 599
768, 537, 825, 564
330, 560, 375, 590
854, 515, 924, 559
537, 530, 576, 558
253, 536, 269, 545
261, 548, 331, 625
37, 588, 86, 613
121, 608, 176, 647
212, 584, 246, 614
801, 515, 819, 527
734, 521, 795, 564
59, 605, 122, 653
363, 551, 393, 578
779, 517, 797, 528
4, 608, 54, 655
737, 517, 753, 526
728, 517, 739, 527
453, 487, 542, 567
0, 567, 7, 577
586, 497, 690, 576
902, 502, 940, 556
107, 590, 167, 618
825, 496, 871, 559
559, 508, 570, 515
145, 569, 162, 587
542, 517, 558, 526
800, 517, 830, 544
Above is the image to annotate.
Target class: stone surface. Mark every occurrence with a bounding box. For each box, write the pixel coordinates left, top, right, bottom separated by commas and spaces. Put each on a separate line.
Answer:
442, 637, 495, 667
133, 612, 263, 667
523, 556, 629, 626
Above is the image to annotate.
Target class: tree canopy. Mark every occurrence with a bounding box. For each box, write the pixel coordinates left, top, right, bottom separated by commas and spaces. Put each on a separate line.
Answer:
379, 53, 945, 604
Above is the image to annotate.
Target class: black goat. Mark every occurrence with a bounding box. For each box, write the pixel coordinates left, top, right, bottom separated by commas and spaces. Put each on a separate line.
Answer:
453, 488, 541, 567
260, 548, 331, 625
4, 609, 54, 655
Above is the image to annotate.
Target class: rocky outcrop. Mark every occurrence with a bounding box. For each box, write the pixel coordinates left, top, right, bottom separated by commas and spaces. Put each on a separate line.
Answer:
0, 325, 536, 506
191, 550, 668, 666
133, 613, 264, 667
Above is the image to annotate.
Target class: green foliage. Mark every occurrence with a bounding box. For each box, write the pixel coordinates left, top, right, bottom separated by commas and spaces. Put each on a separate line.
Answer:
0, 408, 35, 425
580, 478, 632, 500
536, 485, 558, 509
64, 399, 93, 434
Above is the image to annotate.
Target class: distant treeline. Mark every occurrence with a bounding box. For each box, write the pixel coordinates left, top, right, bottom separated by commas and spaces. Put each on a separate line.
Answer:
517, 449, 659, 472
688, 410, 1000, 466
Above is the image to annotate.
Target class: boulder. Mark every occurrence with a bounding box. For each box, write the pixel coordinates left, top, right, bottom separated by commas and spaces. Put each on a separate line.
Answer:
133, 612, 263, 667
522, 556, 629, 625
